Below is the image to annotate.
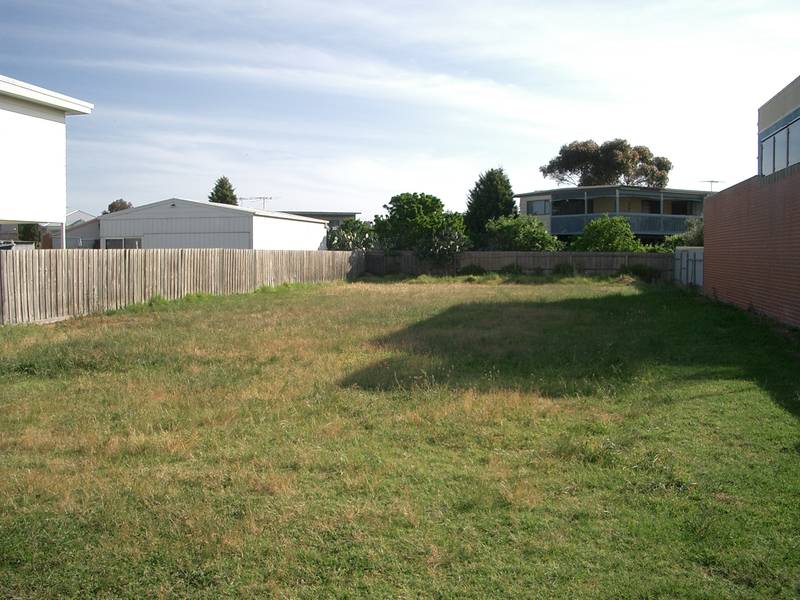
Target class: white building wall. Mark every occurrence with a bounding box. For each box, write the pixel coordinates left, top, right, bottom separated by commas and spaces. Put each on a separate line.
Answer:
100, 201, 254, 249
0, 95, 66, 223
99, 199, 328, 250
252, 214, 327, 250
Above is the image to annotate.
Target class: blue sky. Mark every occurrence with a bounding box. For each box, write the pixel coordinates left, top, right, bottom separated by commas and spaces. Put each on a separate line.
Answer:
1, 0, 798, 218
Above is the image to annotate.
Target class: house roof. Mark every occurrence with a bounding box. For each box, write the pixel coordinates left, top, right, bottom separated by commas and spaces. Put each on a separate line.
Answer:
99, 198, 329, 224
0, 75, 93, 115
514, 184, 712, 198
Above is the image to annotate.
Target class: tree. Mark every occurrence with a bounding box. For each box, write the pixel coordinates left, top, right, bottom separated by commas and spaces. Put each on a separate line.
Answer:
17, 223, 44, 245
540, 139, 672, 188
209, 176, 238, 205
485, 215, 564, 251
326, 219, 374, 251
103, 198, 133, 214
414, 211, 470, 264
571, 215, 645, 252
663, 218, 703, 249
372, 192, 469, 263
464, 168, 516, 248
373, 192, 446, 251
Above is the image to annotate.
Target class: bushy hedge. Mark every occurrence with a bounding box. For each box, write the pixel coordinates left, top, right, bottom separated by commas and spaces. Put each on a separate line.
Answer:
570, 215, 644, 252
663, 218, 703, 249
485, 215, 563, 251
326, 219, 375, 251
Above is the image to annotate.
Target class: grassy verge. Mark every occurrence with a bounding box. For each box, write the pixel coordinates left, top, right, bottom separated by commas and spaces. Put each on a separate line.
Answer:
1, 277, 798, 598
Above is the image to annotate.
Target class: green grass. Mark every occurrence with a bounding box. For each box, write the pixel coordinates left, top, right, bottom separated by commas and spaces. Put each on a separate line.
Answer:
1, 276, 798, 598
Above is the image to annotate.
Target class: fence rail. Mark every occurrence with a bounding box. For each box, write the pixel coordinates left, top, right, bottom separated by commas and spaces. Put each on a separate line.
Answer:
366, 250, 674, 279
0, 249, 365, 325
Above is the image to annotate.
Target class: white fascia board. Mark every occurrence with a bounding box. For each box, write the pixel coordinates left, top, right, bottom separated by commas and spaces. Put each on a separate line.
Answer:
0, 75, 93, 115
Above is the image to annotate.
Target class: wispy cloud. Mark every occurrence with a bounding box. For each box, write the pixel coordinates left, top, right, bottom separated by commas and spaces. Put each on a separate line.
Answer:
3, 0, 799, 215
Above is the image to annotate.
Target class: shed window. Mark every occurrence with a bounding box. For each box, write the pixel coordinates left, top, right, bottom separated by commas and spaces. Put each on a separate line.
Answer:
105, 238, 142, 249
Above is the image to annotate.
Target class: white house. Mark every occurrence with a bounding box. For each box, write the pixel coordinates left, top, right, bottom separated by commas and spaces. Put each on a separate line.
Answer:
98, 198, 329, 250
0, 75, 93, 246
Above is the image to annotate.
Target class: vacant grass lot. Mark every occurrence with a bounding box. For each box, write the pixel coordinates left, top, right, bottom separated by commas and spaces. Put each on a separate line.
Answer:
1, 275, 798, 598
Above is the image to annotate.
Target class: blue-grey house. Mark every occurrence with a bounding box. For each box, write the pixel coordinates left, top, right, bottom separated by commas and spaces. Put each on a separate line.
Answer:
514, 185, 710, 238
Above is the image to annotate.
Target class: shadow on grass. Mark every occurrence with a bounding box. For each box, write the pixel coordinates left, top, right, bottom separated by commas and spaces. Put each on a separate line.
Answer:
341, 285, 800, 417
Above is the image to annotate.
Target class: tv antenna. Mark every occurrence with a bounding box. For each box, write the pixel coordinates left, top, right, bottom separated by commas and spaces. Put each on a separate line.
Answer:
700, 180, 722, 192
237, 196, 272, 210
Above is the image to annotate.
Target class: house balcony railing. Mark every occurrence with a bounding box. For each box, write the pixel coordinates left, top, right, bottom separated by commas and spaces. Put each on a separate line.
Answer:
550, 213, 694, 236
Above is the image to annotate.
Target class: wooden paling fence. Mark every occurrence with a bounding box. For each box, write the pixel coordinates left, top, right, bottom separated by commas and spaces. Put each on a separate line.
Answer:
0, 249, 365, 325
366, 250, 674, 278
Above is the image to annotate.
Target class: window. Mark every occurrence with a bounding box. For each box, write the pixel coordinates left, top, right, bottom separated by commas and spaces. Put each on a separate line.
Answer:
789, 120, 800, 167
774, 127, 788, 171
669, 201, 689, 215
587, 196, 615, 213
552, 198, 585, 215
761, 137, 774, 175
619, 196, 660, 214
526, 199, 549, 215
105, 238, 142, 249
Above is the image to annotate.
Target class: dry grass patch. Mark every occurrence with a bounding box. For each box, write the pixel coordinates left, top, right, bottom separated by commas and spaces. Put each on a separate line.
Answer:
0, 278, 798, 599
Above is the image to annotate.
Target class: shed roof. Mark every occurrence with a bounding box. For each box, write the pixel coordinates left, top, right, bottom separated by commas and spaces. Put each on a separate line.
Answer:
0, 75, 93, 115
99, 198, 329, 224
284, 211, 360, 218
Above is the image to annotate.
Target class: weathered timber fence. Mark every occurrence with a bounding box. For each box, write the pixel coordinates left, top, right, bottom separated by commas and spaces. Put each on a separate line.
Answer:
366, 250, 674, 279
673, 247, 704, 287
0, 249, 365, 325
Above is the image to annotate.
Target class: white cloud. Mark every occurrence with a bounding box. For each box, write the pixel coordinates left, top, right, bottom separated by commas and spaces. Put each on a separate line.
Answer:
23, 0, 796, 215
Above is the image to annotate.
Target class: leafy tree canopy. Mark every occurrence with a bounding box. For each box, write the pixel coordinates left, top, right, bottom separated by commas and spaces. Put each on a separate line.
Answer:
17, 223, 43, 244
540, 139, 672, 188
373, 192, 469, 262
103, 198, 133, 214
571, 215, 645, 252
464, 167, 516, 248
485, 215, 564, 251
373, 192, 446, 251
209, 176, 238, 205
326, 219, 375, 251
414, 211, 470, 264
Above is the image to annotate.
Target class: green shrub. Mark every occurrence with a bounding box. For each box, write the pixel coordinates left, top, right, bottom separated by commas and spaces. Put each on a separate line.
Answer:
571, 215, 645, 252
373, 193, 469, 263
458, 264, 487, 275
485, 215, 564, 251
326, 219, 375, 250
663, 218, 703, 250
414, 211, 470, 265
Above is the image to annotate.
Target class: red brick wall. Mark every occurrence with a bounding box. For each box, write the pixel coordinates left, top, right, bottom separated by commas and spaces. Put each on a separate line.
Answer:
704, 168, 800, 327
